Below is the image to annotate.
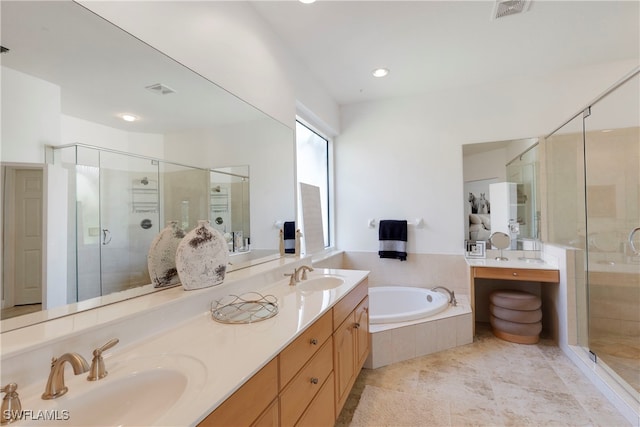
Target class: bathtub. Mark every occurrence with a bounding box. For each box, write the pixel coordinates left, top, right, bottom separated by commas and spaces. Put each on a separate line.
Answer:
365, 286, 473, 369
368, 286, 449, 324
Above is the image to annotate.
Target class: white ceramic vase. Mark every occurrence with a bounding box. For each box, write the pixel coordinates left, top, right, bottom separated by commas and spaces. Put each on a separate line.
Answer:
147, 221, 185, 288
175, 220, 229, 290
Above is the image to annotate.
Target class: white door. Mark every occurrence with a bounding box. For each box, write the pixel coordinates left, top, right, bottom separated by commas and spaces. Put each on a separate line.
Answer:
13, 169, 43, 305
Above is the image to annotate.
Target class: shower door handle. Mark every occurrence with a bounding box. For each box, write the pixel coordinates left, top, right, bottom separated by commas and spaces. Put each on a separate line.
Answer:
102, 229, 112, 245
629, 227, 640, 255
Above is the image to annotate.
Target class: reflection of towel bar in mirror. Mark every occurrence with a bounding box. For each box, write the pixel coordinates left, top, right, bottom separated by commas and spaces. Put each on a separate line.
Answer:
367, 218, 424, 229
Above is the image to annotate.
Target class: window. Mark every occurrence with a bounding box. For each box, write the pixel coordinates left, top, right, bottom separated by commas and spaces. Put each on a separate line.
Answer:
295, 120, 331, 248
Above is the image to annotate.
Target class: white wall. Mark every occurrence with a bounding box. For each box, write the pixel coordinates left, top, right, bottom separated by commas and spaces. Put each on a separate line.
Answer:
163, 118, 295, 250
1, 67, 61, 163
80, 1, 340, 133
61, 115, 165, 158
335, 59, 639, 255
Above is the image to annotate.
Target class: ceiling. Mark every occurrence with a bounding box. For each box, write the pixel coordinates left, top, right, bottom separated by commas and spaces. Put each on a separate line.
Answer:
1, 1, 266, 134
2, 1, 637, 133
250, 0, 640, 105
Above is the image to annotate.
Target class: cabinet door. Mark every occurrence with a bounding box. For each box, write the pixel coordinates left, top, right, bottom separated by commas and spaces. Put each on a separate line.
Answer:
252, 398, 279, 427
355, 296, 370, 369
333, 313, 356, 415
296, 372, 335, 427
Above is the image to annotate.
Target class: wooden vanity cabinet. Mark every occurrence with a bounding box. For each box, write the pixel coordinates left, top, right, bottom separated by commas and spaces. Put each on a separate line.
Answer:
198, 277, 370, 427
333, 279, 370, 418
279, 310, 333, 426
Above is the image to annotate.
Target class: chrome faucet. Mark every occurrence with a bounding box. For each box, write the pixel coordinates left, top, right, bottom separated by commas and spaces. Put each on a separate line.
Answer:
431, 286, 457, 306
284, 265, 314, 286
42, 353, 90, 400
1, 383, 21, 425
88, 339, 119, 381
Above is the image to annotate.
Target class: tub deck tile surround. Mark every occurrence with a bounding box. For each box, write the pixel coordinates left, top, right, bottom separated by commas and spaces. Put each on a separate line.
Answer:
365, 295, 472, 369
338, 323, 630, 427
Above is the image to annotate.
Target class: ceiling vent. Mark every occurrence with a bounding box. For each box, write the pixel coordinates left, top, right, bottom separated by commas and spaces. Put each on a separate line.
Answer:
145, 83, 176, 95
492, 0, 531, 19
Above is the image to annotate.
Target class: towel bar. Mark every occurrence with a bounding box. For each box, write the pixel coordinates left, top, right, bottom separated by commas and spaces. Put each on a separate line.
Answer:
368, 218, 424, 229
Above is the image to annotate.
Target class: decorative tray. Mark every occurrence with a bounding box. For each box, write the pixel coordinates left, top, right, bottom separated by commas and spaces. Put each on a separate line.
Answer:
211, 292, 279, 324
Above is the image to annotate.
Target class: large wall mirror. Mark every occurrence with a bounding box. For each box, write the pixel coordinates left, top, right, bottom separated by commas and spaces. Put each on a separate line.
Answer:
1, 1, 294, 330
462, 137, 541, 252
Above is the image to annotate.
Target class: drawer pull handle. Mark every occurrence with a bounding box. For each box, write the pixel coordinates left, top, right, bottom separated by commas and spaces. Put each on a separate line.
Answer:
310, 377, 319, 385
353, 322, 360, 329
512, 272, 518, 276
310, 338, 318, 345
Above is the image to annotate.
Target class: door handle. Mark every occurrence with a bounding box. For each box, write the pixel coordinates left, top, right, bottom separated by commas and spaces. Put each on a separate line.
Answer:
629, 227, 640, 255
102, 229, 112, 245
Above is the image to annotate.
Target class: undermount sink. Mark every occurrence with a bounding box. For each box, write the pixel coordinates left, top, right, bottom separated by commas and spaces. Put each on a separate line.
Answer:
518, 257, 545, 264
19, 354, 207, 426
297, 275, 345, 292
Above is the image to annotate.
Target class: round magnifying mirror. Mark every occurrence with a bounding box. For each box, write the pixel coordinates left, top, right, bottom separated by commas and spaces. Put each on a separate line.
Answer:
490, 232, 510, 261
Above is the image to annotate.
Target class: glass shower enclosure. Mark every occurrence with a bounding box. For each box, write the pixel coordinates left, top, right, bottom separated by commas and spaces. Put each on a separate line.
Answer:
53, 145, 209, 303
546, 69, 639, 398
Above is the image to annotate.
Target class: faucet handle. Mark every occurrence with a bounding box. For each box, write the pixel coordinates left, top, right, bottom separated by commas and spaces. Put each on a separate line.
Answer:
284, 270, 297, 286
1, 383, 21, 425
88, 338, 119, 381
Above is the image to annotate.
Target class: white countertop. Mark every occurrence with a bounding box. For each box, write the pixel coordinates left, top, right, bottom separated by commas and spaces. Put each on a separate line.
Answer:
465, 255, 558, 270
9, 268, 369, 426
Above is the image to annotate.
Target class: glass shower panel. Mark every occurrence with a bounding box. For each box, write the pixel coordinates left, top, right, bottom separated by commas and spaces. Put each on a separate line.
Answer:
99, 151, 159, 296
74, 146, 101, 301
545, 114, 588, 345
210, 166, 250, 252
584, 73, 640, 395
161, 162, 209, 234
506, 145, 540, 240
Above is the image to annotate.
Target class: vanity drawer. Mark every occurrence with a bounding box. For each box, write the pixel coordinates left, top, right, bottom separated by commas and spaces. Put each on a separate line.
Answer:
279, 310, 332, 388
295, 372, 335, 427
280, 338, 333, 426
333, 278, 368, 328
474, 267, 559, 283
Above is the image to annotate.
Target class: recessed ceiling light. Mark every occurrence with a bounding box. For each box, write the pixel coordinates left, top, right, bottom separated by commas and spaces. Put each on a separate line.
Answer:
372, 68, 389, 78
299, 0, 316, 3
121, 114, 138, 122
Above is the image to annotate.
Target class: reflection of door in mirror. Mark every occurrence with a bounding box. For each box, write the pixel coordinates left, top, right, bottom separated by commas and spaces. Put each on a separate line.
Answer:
1, 165, 44, 319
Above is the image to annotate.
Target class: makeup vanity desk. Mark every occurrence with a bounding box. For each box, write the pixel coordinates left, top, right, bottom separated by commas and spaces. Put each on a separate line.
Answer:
466, 257, 560, 333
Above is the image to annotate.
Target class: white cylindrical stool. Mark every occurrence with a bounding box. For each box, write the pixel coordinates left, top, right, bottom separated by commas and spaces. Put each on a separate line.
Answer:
489, 290, 542, 344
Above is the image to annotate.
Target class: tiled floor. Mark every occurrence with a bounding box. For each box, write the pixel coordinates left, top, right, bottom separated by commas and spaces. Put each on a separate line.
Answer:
590, 334, 640, 395
0, 303, 41, 320
336, 323, 631, 426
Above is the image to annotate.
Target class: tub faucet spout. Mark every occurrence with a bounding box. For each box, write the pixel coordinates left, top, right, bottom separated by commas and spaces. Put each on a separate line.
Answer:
431, 286, 457, 306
